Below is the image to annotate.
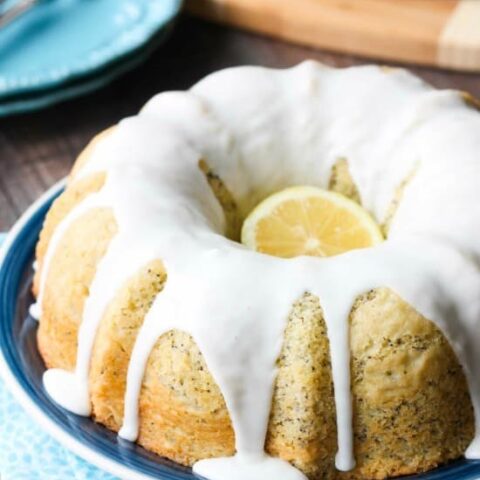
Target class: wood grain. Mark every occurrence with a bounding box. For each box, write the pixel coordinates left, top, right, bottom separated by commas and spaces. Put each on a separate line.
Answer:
438, 0, 480, 70
1, 15, 479, 232
187, 0, 480, 71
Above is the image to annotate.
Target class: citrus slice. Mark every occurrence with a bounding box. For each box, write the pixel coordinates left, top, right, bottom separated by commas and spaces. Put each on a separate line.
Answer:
241, 186, 383, 258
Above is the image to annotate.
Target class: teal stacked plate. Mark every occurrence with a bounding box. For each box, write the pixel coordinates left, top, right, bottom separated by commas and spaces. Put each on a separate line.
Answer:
0, 182, 480, 479
0, 0, 182, 116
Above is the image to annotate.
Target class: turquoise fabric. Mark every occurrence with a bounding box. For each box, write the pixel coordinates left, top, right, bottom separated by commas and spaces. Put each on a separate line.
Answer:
0, 233, 117, 480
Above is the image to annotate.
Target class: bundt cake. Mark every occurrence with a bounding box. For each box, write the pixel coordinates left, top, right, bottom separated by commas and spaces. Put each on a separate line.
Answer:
31, 61, 480, 480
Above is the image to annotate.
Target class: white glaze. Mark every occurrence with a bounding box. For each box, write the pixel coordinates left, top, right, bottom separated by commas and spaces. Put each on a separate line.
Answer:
33, 62, 480, 479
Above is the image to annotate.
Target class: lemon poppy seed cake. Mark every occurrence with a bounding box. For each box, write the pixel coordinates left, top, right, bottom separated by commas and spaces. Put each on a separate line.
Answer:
31, 61, 480, 480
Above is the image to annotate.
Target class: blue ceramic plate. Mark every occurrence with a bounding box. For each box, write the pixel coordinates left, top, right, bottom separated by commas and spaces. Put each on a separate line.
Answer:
0, 0, 182, 99
0, 181, 479, 480
0, 54, 144, 117
0, 25, 170, 117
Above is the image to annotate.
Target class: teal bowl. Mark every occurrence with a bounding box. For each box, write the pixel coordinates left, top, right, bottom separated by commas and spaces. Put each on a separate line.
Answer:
0, 0, 182, 100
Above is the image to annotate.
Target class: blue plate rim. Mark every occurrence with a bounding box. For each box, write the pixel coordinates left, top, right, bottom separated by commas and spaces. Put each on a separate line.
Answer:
0, 180, 479, 480
0, 25, 170, 117
0, 180, 157, 480
0, 0, 183, 99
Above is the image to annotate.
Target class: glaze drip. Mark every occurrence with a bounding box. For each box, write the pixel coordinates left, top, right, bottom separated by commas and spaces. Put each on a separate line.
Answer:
33, 62, 480, 479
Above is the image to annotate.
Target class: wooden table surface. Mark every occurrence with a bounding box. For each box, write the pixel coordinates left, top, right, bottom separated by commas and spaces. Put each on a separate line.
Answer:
1, 14, 480, 232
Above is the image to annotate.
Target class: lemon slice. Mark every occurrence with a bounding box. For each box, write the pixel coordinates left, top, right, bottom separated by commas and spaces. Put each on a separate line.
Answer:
241, 186, 383, 258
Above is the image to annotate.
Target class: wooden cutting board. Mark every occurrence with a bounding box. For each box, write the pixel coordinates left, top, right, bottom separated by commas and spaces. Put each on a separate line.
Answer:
186, 0, 480, 72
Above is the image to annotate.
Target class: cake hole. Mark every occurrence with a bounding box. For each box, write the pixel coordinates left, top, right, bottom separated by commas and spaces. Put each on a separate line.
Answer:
381, 166, 418, 237
328, 158, 361, 205
198, 156, 398, 254
329, 157, 419, 240
198, 159, 242, 241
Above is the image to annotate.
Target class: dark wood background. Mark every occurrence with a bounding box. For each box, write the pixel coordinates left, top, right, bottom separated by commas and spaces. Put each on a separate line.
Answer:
1, 14, 480, 232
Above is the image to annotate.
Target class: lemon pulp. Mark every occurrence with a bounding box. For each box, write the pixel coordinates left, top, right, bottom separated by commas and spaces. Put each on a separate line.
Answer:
241, 185, 383, 258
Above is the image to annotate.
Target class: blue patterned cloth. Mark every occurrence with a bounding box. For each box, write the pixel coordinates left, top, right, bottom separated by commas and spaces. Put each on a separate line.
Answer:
0, 233, 118, 480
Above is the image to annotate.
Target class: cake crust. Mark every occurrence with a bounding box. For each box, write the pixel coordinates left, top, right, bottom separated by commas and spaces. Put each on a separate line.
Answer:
32, 65, 478, 480
34, 129, 474, 479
